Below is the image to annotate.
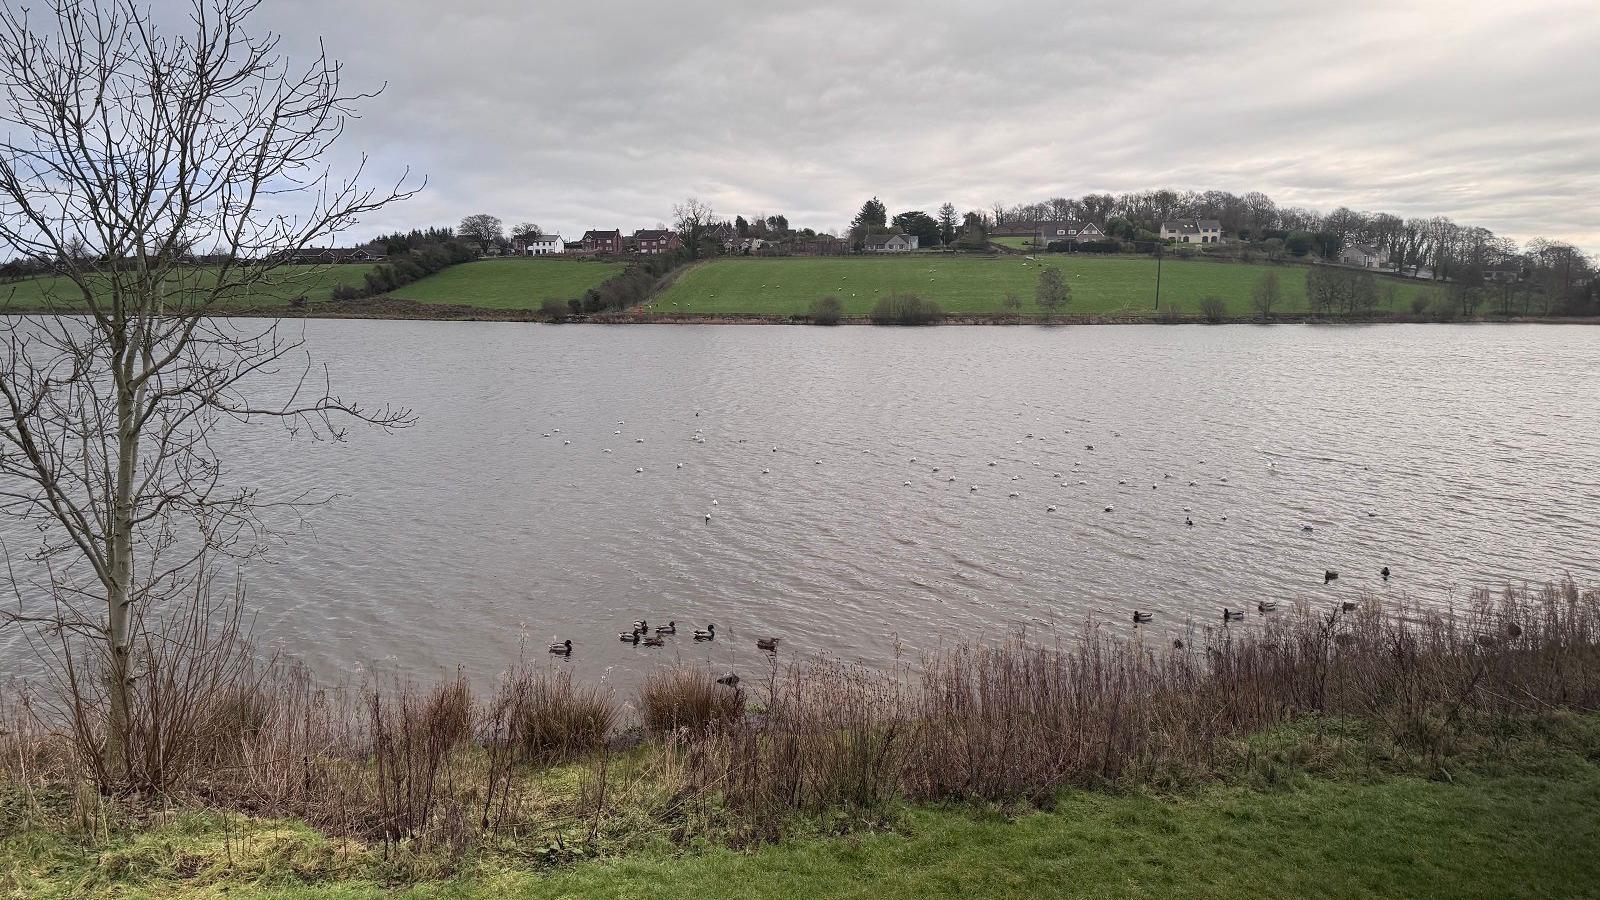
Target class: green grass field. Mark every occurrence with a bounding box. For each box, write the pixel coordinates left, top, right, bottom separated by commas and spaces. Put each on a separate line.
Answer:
7, 765, 1595, 898
389, 259, 625, 309
652, 256, 1444, 318
991, 236, 1037, 250
0, 265, 377, 310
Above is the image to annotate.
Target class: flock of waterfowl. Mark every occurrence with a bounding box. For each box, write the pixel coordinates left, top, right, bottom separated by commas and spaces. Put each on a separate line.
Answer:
539, 410, 1398, 672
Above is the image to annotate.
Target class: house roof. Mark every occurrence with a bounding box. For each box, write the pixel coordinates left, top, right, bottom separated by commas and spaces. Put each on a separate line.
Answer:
1037, 220, 1102, 235
583, 229, 621, 242
635, 229, 674, 240
1161, 219, 1222, 234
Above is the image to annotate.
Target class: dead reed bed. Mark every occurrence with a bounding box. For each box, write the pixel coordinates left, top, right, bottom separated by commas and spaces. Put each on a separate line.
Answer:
1, 580, 1596, 854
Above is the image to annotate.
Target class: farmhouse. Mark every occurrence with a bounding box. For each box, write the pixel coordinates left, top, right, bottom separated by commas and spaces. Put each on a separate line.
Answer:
1036, 220, 1106, 245
864, 233, 919, 253
635, 229, 681, 255
271, 247, 380, 265
1338, 243, 1389, 269
515, 234, 565, 256
579, 229, 624, 254
1160, 219, 1225, 244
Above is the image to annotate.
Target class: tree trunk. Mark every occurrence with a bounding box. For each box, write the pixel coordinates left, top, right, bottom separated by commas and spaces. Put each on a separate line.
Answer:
104, 373, 139, 785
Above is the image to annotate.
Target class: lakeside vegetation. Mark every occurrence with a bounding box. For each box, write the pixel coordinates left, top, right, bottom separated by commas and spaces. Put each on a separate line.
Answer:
4, 580, 1597, 897
650, 255, 1448, 319
390, 258, 626, 309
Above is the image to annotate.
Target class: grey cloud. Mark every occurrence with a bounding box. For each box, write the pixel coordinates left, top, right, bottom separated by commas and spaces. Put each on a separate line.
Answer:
251, 0, 1598, 252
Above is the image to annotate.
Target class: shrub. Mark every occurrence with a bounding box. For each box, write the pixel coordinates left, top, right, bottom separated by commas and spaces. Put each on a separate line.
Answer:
638, 667, 744, 735
498, 670, 617, 763
1199, 296, 1227, 323
1001, 290, 1022, 316
330, 283, 363, 302
1036, 266, 1070, 316
809, 295, 843, 325
1157, 300, 1184, 323
868, 292, 944, 325
538, 297, 569, 320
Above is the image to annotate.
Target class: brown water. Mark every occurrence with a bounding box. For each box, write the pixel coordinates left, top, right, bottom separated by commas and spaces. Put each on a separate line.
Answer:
3, 322, 1597, 689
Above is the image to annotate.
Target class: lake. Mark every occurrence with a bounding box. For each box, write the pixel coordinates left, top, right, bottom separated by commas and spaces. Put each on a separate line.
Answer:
3, 322, 1598, 689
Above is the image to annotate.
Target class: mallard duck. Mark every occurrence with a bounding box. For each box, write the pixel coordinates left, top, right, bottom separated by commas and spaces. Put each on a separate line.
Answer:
1324, 570, 1339, 584
656, 621, 676, 635
716, 672, 740, 687
619, 631, 640, 644
1258, 601, 1278, 613
1172, 638, 1184, 650
693, 624, 716, 641
1222, 608, 1245, 622
1341, 601, 1360, 612
631, 620, 648, 633
756, 637, 779, 652
548, 639, 572, 655
642, 635, 665, 647
1381, 566, 1391, 581
1132, 611, 1153, 624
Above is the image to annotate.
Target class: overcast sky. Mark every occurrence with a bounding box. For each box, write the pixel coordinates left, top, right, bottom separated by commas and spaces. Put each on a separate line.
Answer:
254, 0, 1599, 253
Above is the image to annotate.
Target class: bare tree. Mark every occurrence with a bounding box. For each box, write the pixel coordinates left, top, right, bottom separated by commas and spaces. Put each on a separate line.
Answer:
1035, 266, 1070, 318
672, 198, 715, 260
1252, 271, 1280, 319
458, 214, 503, 254
0, 0, 415, 786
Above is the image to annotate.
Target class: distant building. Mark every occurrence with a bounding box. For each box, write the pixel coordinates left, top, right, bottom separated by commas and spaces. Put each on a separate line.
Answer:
515, 234, 565, 256
791, 236, 849, 256
1160, 219, 1225, 244
1484, 267, 1522, 284
1036, 220, 1107, 246
1338, 243, 1389, 269
635, 229, 681, 255
271, 247, 380, 265
580, 229, 624, 254
864, 233, 919, 253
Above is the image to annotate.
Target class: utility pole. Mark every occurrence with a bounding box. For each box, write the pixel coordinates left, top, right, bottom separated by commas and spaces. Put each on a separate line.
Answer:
1154, 242, 1163, 311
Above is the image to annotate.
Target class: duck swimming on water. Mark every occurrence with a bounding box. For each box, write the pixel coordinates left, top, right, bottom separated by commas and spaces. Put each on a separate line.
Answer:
656, 621, 676, 634
1222, 608, 1245, 622
756, 637, 779, 652
548, 639, 572, 655
694, 624, 717, 641
1132, 611, 1153, 624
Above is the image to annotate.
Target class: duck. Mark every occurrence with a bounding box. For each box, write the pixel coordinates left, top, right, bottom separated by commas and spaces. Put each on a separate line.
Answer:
548, 639, 573, 655
1132, 611, 1153, 624
1507, 622, 1523, 639
755, 637, 779, 652
1324, 570, 1339, 584
1341, 601, 1360, 612
619, 631, 641, 644
1185, 518, 1194, 527
716, 672, 741, 687
693, 624, 716, 641
1381, 566, 1391, 581
1172, 638, 1185, 650
1222, 608, 1245, 622
631, 620, 648, 633
1257, 601, 1278, 613
642, 635, 665, 647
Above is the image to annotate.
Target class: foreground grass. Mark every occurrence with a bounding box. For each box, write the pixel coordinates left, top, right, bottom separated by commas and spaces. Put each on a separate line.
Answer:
650, 255, 1443, 318
7, 716, 1598, 899
0, 265, 377, 310
388, 258, 625, 309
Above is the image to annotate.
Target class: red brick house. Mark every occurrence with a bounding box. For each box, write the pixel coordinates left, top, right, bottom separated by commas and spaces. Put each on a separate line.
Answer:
634, 229, 681, 255
581, 229, 623, 254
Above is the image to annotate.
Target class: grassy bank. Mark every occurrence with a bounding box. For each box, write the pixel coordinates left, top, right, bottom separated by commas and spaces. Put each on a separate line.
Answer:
5, 714, 1599, 898
0, 265, 378, 310
650, 255, 1445, 318
3, 581, 1596, 897
389, 258, 625, 309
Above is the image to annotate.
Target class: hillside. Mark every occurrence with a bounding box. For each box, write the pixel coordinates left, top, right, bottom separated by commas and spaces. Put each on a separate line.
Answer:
0, 265, 377, 310
651, 255, 1445, 318
388, 258, 625, 309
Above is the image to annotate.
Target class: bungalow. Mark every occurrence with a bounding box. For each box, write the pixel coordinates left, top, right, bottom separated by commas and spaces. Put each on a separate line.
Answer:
581, 229, 624, 254
864, 233, 919, 253
271, 247, 379, 265
1160, 219, 1225, 244
514, 234, 565, 256
1035, 220, 1106, 246
1338, 243, 1389, 269
635, 229, 681, 255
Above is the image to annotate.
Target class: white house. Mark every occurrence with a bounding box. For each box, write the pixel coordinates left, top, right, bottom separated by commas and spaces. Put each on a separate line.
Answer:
864, 233, 918, 253
1035, 220, 1106, 246
517, 234, 565, 255
1338, 243, 1388, 269
1160, 219, 1225, 244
